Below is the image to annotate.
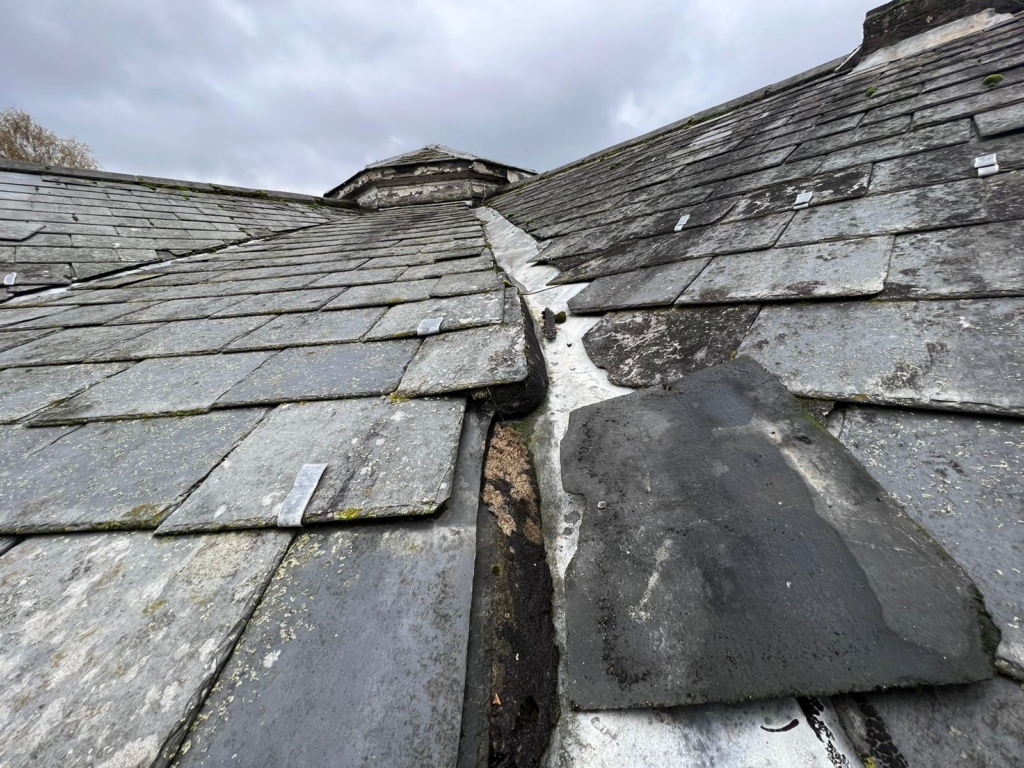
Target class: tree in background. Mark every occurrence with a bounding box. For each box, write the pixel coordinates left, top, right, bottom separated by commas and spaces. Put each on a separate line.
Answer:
0, 108, 99, 170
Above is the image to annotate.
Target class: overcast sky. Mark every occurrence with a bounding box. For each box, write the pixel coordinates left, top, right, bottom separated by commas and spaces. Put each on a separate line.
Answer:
1, 1, 878, 195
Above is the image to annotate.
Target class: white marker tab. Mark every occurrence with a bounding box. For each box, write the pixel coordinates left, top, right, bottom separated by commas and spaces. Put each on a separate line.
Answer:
794, 191, 814, 210
673, 214, 690, 232
3, 273, 15, 287
277, 463, 328, 528
417, 317, 444, 336
974, 153, 998, 169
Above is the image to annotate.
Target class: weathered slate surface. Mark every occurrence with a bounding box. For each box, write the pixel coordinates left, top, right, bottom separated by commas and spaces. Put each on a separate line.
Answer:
560, 358, 997, 709
583, 305, 760, 387
0, 324, 158, 367
31, 352, 273, 423
322, 278, 436, 309
975, 101, 1024, 137
677, 237, 891, 304
882, 221, 1024, 298
0, 529, 292, 768
397, 290, 529, 396
837, 406, 1024, 676
114, 295, 248, 323
365, 290, 505, 340
225, 307, 385, 350
0, 362, 129, 422
739, 298, 1024, 415
171, 409, 490, 768
0, 410, 264, 533
99, 316, 271, 359
158, 396, 466, 533
835, 677, 1024, 768
568, 259, 710, 313
431, 269, 505, 297
210, 287, 344, 316
217, 339, 420, 405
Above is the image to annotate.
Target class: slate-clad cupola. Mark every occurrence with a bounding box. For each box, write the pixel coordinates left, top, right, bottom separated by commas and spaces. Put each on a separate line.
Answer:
325, 144, 534, 210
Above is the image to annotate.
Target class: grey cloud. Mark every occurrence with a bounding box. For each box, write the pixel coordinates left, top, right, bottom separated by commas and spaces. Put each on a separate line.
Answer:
0, 0, 878, 194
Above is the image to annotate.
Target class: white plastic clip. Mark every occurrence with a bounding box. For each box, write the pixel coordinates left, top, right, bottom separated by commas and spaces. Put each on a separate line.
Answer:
3, 273, 15, 287
673, 214, 691, 232
975, 154, 999, 177
417, 317, 444, 336
794, 192, 814, 210
277, 463, 328, 528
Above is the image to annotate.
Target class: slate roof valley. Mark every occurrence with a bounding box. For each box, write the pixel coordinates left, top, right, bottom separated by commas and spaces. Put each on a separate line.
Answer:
1, 2, 1023, 767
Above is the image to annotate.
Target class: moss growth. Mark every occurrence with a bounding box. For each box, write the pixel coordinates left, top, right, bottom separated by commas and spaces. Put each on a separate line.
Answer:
388, 392, 411, 404
491, 564, 501, 575
337, 507, 363, 520
143, 598, 168, 616
983, 73, 1004, 88
865, 86, 878, 98
553, 311, 567, 324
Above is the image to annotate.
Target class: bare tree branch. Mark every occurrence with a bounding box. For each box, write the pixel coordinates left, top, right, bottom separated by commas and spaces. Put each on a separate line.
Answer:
0, 107, 100, 170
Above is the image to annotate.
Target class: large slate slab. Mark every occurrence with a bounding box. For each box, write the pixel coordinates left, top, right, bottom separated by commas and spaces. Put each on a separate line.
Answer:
396, 290, 529, 396
225, 307, 384, 350
837, 406, 1024, 677
365, 290, 505, 340
13, 301, 145, 328
158, 396, 466, 532
32, 352, 273, 423
882, 221, 1024, 298
0, 323, 159, 368
739, 298, 1024, 415
0, 362, 129, 423
113, 295, 248, 323
0, 410, 264, 533
216, 338, 420, 405
322, 278, 436, 309
835, 677, 1024, 768
0, 529, 292, 768
430, 269, 505, 297
171, 409, 490, 768
560, 358, 997, 709
568, 259, 710, 313
975, 101, 1024, 137
583, 305, 761, 387
210, 287, 344, 316
98, 315, 271, 359
677, 236, 892, 304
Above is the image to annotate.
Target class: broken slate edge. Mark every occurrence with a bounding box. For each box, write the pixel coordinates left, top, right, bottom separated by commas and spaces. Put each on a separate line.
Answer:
560, 357, 997, 710
156, 396, 467, 534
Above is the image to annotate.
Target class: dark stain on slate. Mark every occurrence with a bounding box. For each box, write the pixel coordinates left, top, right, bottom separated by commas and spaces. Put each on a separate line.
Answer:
559, 357, 998, 710
582, 305, 760, 387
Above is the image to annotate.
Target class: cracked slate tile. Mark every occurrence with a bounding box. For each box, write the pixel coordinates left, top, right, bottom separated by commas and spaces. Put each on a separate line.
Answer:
169, 409, 489, 768
739, 298, 1024, 415
430, 269, 505, 297
225, 307, 385, 350
158, 396, 466, 532
568, 259, 710, 313
837, 406, 1024, 677
210, 287, 345, 316
583, 305, 761, 387
31, 352, 273, 424
677, 236, 892, 304
882, 221, 1024, 298
321, 279, 437, 309
560, 358, 997, 709
0, 528, 292, 767
723, 165, 872, 221
306, 266, 406, 288
0, 328, 54, 355
975, 101, 1024, 136
113, 295, 250, 323
0, 410, 265, 532
0, 305, 70, 328
399, 254, 494, 280
97, 315, 272, 359
0, 362, 130, 423
365, 290, 505, 340
216, 339, 420, 405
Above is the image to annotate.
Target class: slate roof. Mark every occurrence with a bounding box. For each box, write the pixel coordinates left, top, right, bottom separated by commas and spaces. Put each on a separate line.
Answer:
2, 5, 1024, 768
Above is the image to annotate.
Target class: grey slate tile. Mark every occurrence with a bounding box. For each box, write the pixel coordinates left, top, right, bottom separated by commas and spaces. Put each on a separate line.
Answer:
225, 307, 385, 350
430, 269, 504, 297
0, 410, 264, 532
396, 290, 529, 397
0, 529, 292, 767
883, 221, 1024, 298
170, 409, 490, 768
0, 222, 44, 241
838, 406, 1024, 676
306, 266, 406, 288
568, 259, 710, 313
583, 305, 761, 387
816, 119, 971, 173
788, 115, 912, 161
216, 339, 420, 405
0, 328, 53, 354
914, 81, 1024, 127
0, 363, 129, 423
210, 287, 344, 316
677, 237, 892, 304
399, 254, 494, 280
0, 305, 68, 328
560, 358, 997, 709
32, 352, 273, 423
99, 316, 272, 359
835, 678, 1024, 768
739, 299, 1024, 415
0, 324, 159, 368
867, 133, 1024, 194
158, 396, 466, 532
724, 165, 872, 221
321, 279, 437, 309
365, 290, 505, 340
113, 295, 249, 323
975, 101, 1024, 136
